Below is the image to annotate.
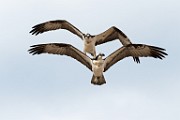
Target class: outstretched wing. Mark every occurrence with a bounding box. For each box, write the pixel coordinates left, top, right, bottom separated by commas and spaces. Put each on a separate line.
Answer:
94, 26, 139, 63
30, 20, 84, 39
103, 44, 168, 72
95, 26, 132, 46
28, 43, 92, 71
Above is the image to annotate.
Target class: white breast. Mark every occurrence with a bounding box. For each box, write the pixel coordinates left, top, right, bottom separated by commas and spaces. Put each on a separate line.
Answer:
83, 37, 96, 54
91, 59, 104, 77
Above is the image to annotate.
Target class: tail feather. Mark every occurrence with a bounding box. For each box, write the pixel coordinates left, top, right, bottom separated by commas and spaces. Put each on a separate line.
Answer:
91, 75, 106, 85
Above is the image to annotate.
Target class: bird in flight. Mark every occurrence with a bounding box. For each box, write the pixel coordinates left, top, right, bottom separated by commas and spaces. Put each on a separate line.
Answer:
28, 43, 167, 85
30, 20, 140, 62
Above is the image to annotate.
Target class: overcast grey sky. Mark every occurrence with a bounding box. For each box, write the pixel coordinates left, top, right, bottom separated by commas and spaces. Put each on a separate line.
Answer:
0, 0, 180, 120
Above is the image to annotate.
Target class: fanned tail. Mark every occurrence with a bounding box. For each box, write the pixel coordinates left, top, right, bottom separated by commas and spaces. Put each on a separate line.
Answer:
91, 75, 106, 85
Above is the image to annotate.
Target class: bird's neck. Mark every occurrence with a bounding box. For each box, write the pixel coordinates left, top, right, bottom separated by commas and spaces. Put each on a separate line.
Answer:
97, 56, 103, 60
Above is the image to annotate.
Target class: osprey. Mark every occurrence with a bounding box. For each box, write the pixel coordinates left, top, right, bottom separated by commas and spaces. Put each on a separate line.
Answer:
30, 20, 140, 62
28, 43, 167, 85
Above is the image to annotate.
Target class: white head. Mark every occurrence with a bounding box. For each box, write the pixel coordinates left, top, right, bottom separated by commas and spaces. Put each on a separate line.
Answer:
84, 33, 91, 38
93, 53, 105, 60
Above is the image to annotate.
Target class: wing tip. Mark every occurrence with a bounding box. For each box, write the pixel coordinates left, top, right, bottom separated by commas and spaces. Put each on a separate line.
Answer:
28, 43, 72, 55
29, 23, 46, 35
127, 44, 168, 60
28, 44, 46, 55
150, 46, 168, 60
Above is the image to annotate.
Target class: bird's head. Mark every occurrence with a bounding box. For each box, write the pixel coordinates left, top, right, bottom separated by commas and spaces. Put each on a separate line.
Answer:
98, 53, 105, 57
84, 33, 91, 38
93, 53, 105, 60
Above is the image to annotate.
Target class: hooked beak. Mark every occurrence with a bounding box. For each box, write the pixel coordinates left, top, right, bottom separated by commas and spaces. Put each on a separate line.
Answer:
100, 53, 105, 57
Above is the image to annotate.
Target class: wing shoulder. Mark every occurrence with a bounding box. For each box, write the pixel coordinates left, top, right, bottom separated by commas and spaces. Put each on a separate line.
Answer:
103, 46, 128, 71
95, 26, 131, 46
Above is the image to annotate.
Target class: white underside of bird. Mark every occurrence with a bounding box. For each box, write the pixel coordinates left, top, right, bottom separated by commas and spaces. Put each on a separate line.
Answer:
91, 59, 104, 77
91, 56, 106, 85
83, 37, 96, 57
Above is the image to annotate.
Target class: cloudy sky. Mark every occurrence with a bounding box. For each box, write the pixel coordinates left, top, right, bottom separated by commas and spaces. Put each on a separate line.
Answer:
0, 0, 180, 120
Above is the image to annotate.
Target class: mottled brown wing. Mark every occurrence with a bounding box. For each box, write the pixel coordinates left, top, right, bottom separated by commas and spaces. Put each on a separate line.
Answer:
95, 26, 139, 62
28, 43, 92, 71
104, 44, 168, 72
30, 20, 84, 39
95, 26, 132, 46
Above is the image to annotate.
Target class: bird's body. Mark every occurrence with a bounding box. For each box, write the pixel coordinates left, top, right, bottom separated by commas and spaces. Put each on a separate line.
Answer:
28, 43, 167, 85
92, 55, 105, 77
83, 35, 96, 57
91, 54, 106, 84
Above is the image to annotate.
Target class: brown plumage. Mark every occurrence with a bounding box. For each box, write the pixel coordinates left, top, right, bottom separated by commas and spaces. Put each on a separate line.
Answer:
30, 20, 139, 62
28, 43, 167, 85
